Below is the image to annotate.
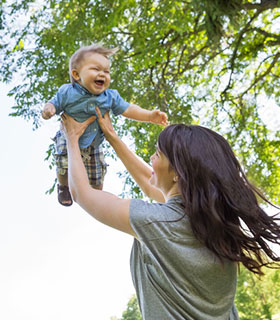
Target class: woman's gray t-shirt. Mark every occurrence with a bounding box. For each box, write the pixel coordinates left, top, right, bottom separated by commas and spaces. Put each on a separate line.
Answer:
129, 196, 239, 320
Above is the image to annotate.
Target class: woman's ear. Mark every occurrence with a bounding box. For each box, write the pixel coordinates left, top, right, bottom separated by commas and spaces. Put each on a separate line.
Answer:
72, 69, 80, 81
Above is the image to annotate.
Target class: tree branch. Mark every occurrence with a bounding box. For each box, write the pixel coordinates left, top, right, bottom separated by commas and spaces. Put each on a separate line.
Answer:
252, 27, 280, 40
240, 51, 280, 98
177, 44, 209, 76
221, 10, 262, 100
242, 0, 280, 11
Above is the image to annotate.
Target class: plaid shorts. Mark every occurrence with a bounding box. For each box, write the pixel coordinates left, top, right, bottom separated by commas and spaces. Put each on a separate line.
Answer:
53, 130, 107, 187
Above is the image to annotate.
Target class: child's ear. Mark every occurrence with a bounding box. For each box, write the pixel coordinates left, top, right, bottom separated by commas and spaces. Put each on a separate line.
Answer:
72, 69, 80, 81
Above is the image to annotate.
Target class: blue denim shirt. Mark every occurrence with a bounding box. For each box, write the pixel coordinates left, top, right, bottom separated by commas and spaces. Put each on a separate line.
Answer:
49, 83, 130, 148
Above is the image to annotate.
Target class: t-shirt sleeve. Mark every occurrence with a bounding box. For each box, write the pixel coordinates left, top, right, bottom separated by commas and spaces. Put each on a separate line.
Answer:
48, 84, 68, 115
111, 90, 130, 116
129, 199, 170, 242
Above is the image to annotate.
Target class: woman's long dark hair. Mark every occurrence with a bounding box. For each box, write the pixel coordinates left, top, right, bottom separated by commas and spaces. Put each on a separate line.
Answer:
158, 124, 280, 275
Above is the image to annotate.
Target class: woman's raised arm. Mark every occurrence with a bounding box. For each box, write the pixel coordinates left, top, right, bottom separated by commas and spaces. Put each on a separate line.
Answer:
96, 107, 165, 203
61, 113, 136, 237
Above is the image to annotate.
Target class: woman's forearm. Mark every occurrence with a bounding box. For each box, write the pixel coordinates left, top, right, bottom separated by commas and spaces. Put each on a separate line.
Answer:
96, 108, 165, 202
107, 133, 165, 202
66, 138, 90, 202
61, 112, 135, 236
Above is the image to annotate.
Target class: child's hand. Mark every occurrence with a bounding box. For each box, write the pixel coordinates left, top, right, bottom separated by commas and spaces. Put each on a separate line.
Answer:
149, 110, 169, 126
42, 103, 56, 120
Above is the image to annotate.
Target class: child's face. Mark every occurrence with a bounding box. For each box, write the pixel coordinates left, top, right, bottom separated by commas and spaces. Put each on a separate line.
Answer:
72, 53, 111, 95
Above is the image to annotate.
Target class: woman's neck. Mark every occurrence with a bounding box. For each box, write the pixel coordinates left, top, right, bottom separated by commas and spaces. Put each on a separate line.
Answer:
164, 185, 181, 201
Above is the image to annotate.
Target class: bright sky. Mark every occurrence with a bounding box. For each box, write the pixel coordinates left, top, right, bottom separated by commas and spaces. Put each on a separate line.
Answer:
0, 82, 135, 320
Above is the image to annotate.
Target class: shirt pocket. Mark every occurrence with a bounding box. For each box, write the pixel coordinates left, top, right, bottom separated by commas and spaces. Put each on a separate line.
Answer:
86, 101, 96, 114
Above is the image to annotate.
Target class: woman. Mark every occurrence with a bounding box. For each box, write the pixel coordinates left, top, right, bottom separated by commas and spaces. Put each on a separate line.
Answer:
61, 108, 280, 320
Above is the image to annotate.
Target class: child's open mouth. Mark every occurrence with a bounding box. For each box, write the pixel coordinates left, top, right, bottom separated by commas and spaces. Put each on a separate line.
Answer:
95, 80, 104, 86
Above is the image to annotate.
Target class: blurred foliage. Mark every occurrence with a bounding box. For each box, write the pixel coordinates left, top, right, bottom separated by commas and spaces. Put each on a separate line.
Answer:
1, 0, 280, 202
121, 294, 142, 320
110, 294, 142, 320
235, 265, 280, 319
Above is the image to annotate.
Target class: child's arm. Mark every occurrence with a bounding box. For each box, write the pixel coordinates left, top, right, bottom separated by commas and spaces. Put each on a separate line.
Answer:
42, 102, 56, 120
122, 103, 168, 126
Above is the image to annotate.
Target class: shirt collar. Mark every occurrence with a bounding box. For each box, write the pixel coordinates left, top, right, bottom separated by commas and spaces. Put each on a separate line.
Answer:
73, 82, 90, 95
166, 195, 183, 205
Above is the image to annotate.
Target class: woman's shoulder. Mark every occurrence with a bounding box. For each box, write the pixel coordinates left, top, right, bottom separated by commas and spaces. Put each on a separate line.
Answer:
129, 196, 186, 229
129, 197, 199, 249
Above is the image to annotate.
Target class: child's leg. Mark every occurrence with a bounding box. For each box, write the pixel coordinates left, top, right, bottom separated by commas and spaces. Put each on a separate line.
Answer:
56, 171, 72, 206
57, 171, 68, 186
92, 183, 103, 190
53, 130, 73, 207
81, 144, 107, 191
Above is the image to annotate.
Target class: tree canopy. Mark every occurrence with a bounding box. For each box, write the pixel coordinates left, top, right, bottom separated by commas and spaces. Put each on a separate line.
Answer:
1, 0, 280, 203
235, 266, 280, 319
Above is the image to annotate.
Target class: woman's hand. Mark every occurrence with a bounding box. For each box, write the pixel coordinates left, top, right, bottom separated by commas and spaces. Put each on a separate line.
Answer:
61, 113, 96, 142
96, 107, 117, 141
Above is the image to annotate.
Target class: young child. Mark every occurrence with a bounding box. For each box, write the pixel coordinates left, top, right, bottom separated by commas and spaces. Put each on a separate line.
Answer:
42, 43, 168, 206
